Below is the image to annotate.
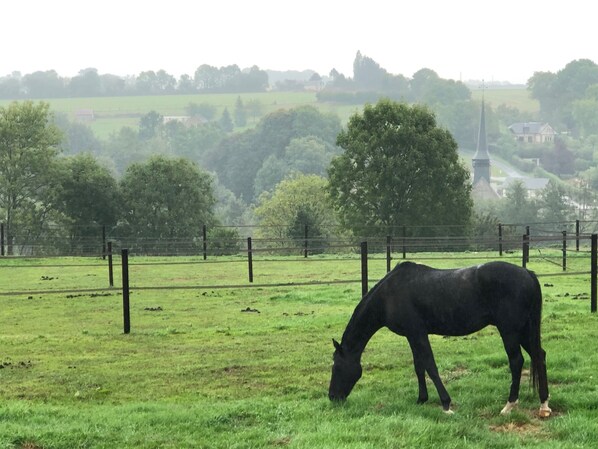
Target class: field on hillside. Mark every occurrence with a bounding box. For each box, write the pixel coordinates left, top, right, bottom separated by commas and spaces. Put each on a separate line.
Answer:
1, 87, 536, 138
1, 250, 598, 448
471, 87, 539, 114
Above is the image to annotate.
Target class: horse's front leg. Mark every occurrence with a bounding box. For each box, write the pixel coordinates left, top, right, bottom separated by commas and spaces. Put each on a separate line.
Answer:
407, 338, 428, 404
407, 333, 452, 412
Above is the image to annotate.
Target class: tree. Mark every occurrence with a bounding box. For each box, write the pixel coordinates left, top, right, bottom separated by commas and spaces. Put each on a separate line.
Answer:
219, 107, 234, 132
56, 153, 120, 251
118, 156, 216, 242
328, 99, 473, 237
498, 180, 539, 225
254, 174, 340, 253
537, 180, 574, 225
234, 96, 247, 127
0, 101, 63, 252
139, 110, 163, 140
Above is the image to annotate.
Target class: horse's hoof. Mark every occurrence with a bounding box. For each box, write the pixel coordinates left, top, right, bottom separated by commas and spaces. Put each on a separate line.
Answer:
500, 400, 518, 415
538, 402, 552, 419
443, 408, 454, 415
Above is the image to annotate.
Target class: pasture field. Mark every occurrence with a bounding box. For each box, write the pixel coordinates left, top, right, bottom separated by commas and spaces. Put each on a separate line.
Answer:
0, 92, 361, 139
471, 87, 540, 114
1, 250, 598, 448
0, 87, 535, 138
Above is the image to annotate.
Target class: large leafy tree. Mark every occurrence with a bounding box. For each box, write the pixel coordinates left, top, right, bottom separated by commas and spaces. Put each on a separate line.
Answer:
254, 174, 340, 253
328, 99, 473, 237
56, 153, 120, 250
0, 101, 62, 250
118, 156, 216, 241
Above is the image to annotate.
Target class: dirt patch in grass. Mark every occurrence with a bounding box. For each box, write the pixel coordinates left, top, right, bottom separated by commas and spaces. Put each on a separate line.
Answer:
489, 421, 543, 435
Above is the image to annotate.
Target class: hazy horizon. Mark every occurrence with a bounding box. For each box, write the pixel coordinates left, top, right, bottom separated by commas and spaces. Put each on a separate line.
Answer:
3, 0, 597, 85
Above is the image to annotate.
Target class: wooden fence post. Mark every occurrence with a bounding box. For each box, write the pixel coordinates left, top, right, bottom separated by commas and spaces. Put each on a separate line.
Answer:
361, 241, 368, 297
122, 248, 130, 334
576, 219, 580, 252
247, 237, 253, 283
0, 223, 4, 256
591, 234, 597, 313
498, 223, 503, 256
402, 226, 406, 259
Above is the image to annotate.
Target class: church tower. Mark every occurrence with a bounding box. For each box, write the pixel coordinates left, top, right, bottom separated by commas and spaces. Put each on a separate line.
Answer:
472, 99, 491, 186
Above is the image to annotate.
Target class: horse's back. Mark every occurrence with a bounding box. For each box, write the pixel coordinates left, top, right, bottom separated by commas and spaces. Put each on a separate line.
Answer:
382, 261, 538, 336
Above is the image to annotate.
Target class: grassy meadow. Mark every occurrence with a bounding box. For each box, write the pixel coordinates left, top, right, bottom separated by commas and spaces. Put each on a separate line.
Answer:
0, 86, 535, 139
1, 249, 598, 448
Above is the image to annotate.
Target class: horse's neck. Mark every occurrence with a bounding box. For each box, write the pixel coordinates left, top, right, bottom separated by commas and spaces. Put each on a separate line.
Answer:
342, 293, 383, 359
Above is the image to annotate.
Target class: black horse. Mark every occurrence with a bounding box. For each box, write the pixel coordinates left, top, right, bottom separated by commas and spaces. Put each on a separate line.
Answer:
329, 261, 551, 417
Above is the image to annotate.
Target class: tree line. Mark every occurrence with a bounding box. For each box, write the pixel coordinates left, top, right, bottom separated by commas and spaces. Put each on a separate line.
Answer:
2, 99, 584, 257
0, 65, 269, 99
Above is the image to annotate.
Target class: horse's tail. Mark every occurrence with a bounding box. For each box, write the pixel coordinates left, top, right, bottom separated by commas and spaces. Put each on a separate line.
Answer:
527, 269, 546, 394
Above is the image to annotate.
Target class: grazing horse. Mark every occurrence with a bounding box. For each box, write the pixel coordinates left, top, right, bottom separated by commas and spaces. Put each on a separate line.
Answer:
329, 261, 551, 417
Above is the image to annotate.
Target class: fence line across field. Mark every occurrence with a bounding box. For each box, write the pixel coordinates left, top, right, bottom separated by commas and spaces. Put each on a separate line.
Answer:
2, 232, 598, 334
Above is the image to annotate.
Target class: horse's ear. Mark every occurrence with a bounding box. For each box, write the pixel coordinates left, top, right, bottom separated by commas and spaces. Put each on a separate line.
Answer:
332, 338, 343, 354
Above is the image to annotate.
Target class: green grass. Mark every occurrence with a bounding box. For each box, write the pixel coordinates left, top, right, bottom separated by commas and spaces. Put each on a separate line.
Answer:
1, 250, 597, 448
471, 87, 540, 114
1, 87, 536, 139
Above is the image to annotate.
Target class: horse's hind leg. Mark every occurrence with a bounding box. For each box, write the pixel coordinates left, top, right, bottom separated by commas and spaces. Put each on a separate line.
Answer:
520, 333, 551, 417
499, 331, 524, 415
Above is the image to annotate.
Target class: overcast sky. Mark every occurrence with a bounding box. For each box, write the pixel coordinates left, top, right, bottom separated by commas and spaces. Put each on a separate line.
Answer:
2, 0, 596, 84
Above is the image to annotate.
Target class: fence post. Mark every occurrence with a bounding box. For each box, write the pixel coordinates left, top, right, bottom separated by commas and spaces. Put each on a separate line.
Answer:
592, 234, 597, 313
102, 225, 106, 260
108, 241, 114, 287
562, 230, 567, 271
121, 248, 130, 334
247, 237, 253, 283
386, 235, 392, 273
525, 226, 530, 263
0, 223, 4, 256
361, 241, 368, 297
576, 219, 580, 252
522, 234, 528, 268
402, 226, 406, 259
498, 223, 503, 256
304, 224, 308, 258
202, 224, 207, 260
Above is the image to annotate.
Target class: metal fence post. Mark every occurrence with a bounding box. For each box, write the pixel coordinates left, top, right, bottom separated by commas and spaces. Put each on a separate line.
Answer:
108, 241, 114, 287
102, 225, 106, 260
122, 248, 130, 334
498, 223, 503, 256
361, 241, 368, 297
304, 224, 308, 258
591, 234, 597, 313
202, 224, 207, 260
386, 235, 392, 273
522, 234, 528, 268
562, 230, 567, 271
576, 219, 580, 252
247, 237, 253, 283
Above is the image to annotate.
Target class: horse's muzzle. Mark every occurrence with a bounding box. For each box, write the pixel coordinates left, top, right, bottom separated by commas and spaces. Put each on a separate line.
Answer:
328, 392, 346, 402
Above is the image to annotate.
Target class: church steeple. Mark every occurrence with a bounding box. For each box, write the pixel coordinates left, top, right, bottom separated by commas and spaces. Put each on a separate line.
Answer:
472, 98, 491, 185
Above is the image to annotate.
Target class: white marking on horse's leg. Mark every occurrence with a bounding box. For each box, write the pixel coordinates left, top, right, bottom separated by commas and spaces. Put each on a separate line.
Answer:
538, 400, 552, 418
443, 408, 454, 415
500, 400, 518, 415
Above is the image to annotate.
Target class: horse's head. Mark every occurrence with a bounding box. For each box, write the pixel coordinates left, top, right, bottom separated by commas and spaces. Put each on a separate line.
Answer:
329, 339, 362, 402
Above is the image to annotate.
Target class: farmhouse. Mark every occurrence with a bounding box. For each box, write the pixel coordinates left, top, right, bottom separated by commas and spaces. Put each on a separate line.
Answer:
508, 122, 557, 144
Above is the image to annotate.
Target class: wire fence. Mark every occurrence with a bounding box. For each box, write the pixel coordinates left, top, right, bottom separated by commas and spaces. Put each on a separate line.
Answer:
2, 222, 597, 333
